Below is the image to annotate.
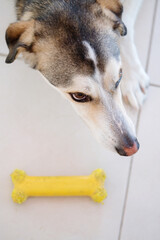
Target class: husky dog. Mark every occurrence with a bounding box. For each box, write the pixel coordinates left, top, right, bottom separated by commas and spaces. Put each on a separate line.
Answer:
5, 0, 149, 156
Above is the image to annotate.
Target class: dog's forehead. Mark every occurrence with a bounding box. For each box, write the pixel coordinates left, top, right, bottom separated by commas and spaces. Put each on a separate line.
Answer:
69, 41, 121, 89
39, 5, 120, 87
49, 37, 119, 87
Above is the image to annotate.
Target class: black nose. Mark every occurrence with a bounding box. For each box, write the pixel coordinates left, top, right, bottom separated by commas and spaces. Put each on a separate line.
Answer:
115, 138, 140, 156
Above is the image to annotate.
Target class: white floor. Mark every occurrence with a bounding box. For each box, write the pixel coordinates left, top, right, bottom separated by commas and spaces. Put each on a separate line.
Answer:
0, 1, 160, 240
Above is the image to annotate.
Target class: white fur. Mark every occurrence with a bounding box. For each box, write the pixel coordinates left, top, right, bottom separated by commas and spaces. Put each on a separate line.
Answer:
83, 41, 97, 65
120, 0, 150, 109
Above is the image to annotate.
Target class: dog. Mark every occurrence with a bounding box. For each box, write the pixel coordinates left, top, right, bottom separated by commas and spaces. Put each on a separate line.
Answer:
5, 0, 149, 156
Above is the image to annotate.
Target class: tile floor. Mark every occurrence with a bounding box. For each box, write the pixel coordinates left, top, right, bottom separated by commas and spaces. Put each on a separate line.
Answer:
0, 1, 159, 240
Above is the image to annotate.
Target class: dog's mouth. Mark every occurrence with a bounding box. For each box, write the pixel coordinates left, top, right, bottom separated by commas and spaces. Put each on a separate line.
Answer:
115, 138, 140, 156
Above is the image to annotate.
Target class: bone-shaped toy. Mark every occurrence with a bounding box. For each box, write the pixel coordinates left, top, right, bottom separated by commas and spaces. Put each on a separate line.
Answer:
11, 169, 107, 204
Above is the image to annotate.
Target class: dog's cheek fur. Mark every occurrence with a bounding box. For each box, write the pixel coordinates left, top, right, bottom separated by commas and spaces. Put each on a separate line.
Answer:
22, 51, 37, 68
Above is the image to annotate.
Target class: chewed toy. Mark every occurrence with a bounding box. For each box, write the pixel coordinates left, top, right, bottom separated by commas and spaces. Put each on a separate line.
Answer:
11, 169, 107, 204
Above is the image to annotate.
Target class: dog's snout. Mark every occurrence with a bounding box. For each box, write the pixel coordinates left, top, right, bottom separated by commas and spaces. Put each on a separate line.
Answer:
115, 137, 140, 156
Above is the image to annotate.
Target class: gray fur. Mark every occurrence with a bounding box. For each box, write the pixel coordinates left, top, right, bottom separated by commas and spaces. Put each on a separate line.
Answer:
15, 0, 120, 87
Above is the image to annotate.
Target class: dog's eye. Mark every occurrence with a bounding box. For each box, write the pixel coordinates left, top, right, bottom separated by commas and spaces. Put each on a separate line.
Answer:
69, 92, 92, 102
115, 68, 123, 88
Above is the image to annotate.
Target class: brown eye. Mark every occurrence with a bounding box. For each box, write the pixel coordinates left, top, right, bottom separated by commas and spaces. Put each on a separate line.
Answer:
69, 92, 92, 102
115, 68, 123, 88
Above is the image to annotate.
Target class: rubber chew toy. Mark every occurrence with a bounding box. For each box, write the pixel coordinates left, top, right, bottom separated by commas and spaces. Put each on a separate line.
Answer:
11, 169, 107, 204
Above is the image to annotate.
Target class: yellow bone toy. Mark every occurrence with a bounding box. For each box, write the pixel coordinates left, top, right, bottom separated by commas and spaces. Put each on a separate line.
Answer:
11, 169, 107, 204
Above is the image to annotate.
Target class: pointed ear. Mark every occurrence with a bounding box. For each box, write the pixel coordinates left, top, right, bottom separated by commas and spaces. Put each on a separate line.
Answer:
5, 20, 35, 63
97, 0, 127, 36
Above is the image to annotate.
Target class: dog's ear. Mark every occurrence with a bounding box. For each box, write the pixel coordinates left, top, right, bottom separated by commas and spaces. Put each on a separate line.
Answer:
5, 20, 35, 63
96, 0, 127, 36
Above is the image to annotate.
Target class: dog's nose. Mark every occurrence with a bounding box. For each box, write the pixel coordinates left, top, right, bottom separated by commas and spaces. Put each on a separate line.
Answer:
115, 138, 140, 156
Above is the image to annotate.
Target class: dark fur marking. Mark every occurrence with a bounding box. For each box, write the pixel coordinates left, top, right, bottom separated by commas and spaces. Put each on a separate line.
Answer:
13, 0, 121, 86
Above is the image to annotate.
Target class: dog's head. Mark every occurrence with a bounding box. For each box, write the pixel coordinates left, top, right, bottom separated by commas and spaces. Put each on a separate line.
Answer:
5, 0, 139, 156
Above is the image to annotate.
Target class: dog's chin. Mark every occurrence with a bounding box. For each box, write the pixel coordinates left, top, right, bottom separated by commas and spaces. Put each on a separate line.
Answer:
92, 133, 117, 153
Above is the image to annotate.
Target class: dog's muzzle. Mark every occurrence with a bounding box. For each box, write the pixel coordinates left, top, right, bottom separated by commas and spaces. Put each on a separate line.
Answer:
115, 138, 140, 156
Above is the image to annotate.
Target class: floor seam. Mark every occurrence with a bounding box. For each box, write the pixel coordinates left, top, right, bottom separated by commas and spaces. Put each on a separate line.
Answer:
0, 53, 7, 57
118, 1, 158, 239
145, 0, 159, 72
150, 83, 160, 88
118, 110, 141, 240
117, 156, 134, 240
